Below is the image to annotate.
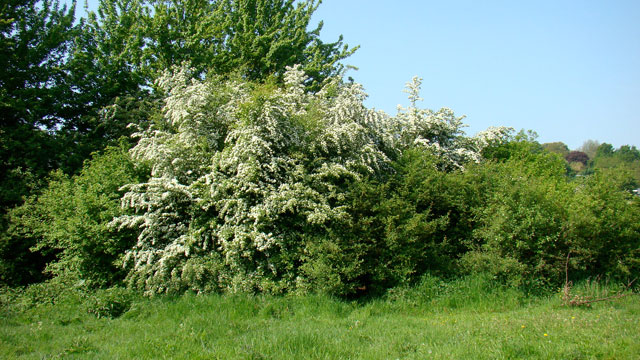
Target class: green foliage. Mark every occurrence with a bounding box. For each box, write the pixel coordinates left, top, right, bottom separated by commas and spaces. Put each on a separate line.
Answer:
567, 168, 640, 280
81, 0, 355, 90
301, 148, 479, 296
541, 141, 570, 157
0, 1, 79, 267
589, 143, 640, 186
57, 0, 160, 173
458, 251, 527, 288
465, 146, 640, 288
0, 275, 85, 315
370, 149, 472, 280
479, 128, 542, 162
468, 152, 571, 287
84, 287, 134, 318
180, 0, 355, 87
0, 0, 78, 130
0, 1, 156, 286
8, 145, 147, 287
0, 204, 52, 286
1, 1, 637, 300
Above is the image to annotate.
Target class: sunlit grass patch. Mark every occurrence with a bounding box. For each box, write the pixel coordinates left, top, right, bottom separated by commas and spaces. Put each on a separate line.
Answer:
1, 277, 638, 359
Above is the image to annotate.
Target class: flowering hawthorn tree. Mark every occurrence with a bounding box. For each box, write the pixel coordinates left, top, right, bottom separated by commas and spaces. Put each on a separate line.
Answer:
112, 66, 505, 294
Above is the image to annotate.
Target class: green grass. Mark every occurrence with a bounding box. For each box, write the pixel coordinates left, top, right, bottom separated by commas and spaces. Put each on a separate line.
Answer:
1, 275, 638, 359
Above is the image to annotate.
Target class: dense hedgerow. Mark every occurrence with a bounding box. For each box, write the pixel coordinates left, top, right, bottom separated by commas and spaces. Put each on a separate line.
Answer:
334, 135, 640, 293
462, 140, 640, 288
8, 66, 639, 297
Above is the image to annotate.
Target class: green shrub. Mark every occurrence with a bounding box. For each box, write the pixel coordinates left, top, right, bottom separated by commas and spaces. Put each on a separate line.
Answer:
9, 144, 147, 288
466, 154, 573, 288
0, 276, 85, 317
125, 252, 230, 295
364, 149, 471, 283
84, 287, 135, 319
465, 147, 640, 289
566, 168, 640, 281
458, 251, 527, 287
300, 148, 477, 296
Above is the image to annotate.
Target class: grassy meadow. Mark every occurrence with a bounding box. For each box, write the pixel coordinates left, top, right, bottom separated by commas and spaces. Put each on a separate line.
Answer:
1, 275, 638, 359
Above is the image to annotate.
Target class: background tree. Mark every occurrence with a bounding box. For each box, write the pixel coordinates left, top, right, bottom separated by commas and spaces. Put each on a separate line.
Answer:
615, 145, 640, 163
579, 139, 600, 160
595, 143, 615, 157
54, 0, 157, 173
0, 0, 78, 206
565, 150, 589, 165
542, 142, 570, 157
80, 0, 356, 90
206, 0, 356, 88
0, 0, 80, 285
590, 143, 640, 187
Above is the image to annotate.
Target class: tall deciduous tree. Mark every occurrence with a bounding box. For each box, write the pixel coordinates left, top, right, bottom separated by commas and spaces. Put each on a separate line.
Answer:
54, 0, 157, 173
57, 0, 357, 170
0, 0, 77, 199
206, 0, 356, 87
0, 0, 79, 285
0, 0, 77, 129
84, 0, 356, 89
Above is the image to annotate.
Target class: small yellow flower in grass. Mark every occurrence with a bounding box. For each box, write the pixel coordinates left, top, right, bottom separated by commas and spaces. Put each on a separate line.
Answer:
521, 325, 525, 329
571, 316, 575, 320
544, 333, 548, 337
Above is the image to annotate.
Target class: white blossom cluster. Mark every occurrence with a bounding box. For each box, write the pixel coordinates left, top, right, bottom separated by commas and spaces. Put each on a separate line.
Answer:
391, 76, 508, 170
112, 66, 508, 294
474, 126, 515, 149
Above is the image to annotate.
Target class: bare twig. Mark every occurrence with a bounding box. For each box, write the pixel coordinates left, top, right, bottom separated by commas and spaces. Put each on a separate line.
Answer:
567, 292, 634, 306
562, 251, 572, 305
565, 251, 570, 286
562, 252, 638, 307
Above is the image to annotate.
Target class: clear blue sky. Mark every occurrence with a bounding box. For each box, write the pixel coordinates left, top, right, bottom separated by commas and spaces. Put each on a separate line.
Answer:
75, 0, 639, 150
311, 0, 640, 149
